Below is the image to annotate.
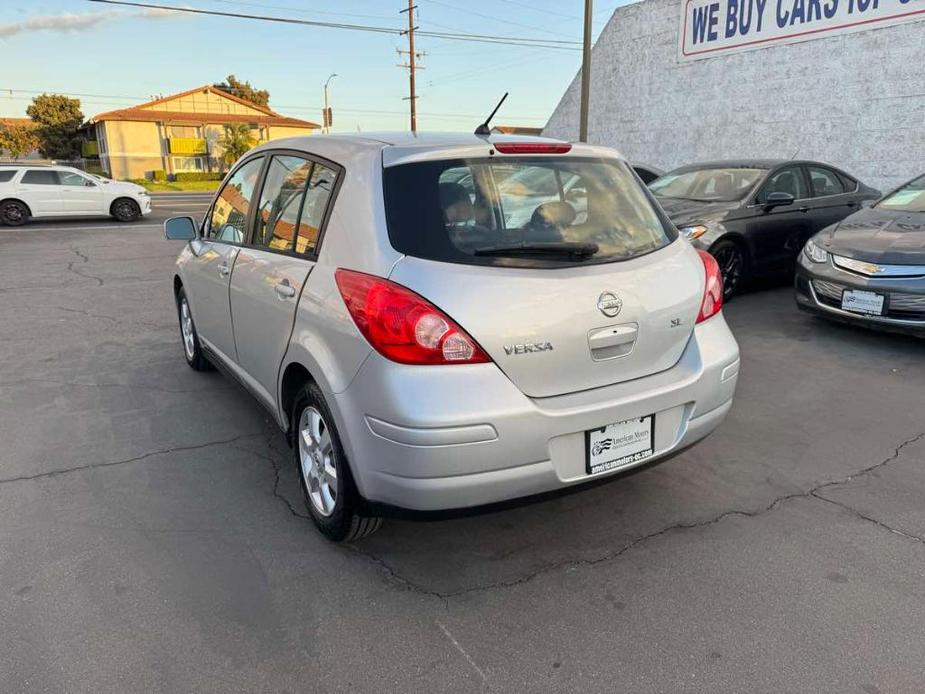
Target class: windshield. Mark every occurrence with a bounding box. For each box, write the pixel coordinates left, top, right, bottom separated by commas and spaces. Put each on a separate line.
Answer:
650, 167, 766, 202
383, 157, 676, 268
877, 174, 925, 213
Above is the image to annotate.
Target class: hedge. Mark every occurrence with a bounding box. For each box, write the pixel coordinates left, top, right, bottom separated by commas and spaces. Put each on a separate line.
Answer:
152, 169, 167, 182
174, 171, 224, 182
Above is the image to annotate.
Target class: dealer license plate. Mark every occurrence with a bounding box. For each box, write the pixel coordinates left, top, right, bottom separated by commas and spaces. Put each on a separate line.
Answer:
586, 415, 654, 475
841, 289, 884, 315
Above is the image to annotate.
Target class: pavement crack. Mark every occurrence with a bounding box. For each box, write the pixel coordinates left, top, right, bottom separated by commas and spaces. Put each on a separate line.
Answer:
233, 437, 310, 521
66, 248, 104, 287
342, 543, 450, 606
26, 304, 168, 329
813, 430, 925, 495
349, 428, 925, 599
811, 491, 925, 547
0, 433, 264, 486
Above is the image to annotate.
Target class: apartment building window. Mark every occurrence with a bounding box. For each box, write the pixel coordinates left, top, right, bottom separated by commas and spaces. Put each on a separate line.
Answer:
167, 125, 202, 138
171, 156, 205, 172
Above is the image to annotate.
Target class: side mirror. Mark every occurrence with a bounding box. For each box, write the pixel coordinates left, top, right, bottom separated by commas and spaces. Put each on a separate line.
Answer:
763, 191, 795, 210
861, 199, 875, 209
85, 180, 96, 187
165, 216, 198, 241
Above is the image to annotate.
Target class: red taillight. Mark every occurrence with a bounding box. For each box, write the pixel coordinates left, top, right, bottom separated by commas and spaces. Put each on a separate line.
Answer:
493, 142, 572, 154
695, 249, 723, 323
335, 269, 491, 365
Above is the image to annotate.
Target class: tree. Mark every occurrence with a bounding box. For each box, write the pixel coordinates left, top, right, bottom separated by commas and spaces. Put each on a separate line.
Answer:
0, 124, 39, 160
213, 75, 270, 108
26, 94, 84, 160
218, 123, 257, 167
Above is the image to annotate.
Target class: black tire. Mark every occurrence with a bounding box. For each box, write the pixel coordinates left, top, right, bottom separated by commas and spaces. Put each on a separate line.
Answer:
111, 198, 141, 222
0, 200, 29, 227
710, 239, 749, 300
176, 287, 212, 371
292, 382, 382, 542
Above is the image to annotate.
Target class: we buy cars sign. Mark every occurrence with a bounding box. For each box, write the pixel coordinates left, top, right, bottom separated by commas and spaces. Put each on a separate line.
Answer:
679, 0, 925, 60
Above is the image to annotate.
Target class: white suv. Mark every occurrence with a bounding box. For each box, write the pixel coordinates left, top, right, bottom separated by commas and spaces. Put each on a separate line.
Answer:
0, 164, 151, 226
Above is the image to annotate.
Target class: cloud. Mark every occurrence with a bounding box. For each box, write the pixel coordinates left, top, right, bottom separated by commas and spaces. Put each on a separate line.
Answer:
0, 9, 178, 39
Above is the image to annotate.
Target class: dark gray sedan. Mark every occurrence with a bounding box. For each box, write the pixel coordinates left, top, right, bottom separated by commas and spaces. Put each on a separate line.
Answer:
650, 160, 880, 298
795, 173, 925, 336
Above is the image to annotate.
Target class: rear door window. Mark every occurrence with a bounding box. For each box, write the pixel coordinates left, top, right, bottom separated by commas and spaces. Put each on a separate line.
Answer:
206, 157, 263, 243
252, 155, 313, 253
0, 170, 16, 183
295, 161, 337, 255
807, 166, 846, 197
384, 157, 675, 268
22, 170, 59, 185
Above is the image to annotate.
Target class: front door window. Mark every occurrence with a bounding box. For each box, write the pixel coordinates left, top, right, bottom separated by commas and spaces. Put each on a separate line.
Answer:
206, 157, 263, 243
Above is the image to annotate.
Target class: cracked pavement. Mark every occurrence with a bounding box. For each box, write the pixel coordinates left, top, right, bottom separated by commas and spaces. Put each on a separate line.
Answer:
2, 209, 925, 693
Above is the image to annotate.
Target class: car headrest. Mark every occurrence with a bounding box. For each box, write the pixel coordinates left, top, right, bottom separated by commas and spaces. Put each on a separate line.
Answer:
531, 201, 577, 228
438, 182, 474, 224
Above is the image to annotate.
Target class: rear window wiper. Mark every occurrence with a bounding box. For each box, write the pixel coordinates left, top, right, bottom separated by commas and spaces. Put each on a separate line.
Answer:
473, 241, 599, 259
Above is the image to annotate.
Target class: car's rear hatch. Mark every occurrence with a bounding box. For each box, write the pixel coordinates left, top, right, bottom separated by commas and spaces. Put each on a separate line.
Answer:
389, 241, 703, 398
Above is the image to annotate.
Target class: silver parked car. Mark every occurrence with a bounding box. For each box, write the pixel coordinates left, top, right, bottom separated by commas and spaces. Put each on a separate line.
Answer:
165, 133, 740, 541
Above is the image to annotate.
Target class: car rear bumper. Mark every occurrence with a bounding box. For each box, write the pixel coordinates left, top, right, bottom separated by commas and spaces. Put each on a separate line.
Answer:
794, 254, 925, 337
330, 314, 740, 512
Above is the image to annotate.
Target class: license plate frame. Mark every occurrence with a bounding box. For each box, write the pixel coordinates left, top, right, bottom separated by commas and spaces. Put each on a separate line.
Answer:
841, 289, 885, 316
585, 415, 655, 475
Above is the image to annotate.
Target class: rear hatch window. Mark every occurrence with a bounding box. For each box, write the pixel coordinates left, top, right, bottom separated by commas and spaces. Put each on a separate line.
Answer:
383, 156, 677, 268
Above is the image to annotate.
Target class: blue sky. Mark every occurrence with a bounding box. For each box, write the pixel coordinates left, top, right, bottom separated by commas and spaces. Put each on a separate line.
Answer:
0, 0, 630, 132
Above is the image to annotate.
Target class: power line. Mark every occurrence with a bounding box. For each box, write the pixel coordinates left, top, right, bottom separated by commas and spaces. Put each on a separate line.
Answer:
418, 0, 577, 40
208, 0, 399, 23
0, 88, 548, 122
86, 0, 581, 50
491, 0, 581, 20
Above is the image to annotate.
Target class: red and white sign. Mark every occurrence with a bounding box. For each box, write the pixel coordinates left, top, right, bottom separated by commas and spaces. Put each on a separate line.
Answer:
680, 0, 925, 61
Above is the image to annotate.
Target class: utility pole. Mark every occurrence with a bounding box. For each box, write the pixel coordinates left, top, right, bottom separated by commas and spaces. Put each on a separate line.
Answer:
398, 0, 424, 132
323, 73, 337, 134
579, 0, 593, 142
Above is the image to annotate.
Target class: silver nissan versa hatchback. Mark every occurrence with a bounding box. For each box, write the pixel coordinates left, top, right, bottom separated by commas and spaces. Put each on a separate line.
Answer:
165, 133, 740, 541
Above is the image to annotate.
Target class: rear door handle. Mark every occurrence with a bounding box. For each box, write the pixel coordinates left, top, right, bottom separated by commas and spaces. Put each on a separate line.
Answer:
798, 207, 810, 213
275, 280, 297, 298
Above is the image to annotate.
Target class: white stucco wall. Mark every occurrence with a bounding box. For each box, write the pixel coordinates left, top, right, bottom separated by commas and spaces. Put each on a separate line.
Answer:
543, 0, 925, 191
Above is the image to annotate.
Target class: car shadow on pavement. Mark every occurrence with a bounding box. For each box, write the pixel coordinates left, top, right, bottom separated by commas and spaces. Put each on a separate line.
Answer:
267, 288, 925, 599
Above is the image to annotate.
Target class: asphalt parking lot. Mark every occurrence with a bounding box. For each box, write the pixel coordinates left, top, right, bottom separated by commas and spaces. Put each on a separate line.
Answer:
2, 194, 924, 693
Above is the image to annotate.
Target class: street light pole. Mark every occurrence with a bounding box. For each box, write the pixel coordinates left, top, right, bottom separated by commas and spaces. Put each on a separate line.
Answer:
323, 73, 337, 134
579, 0, 593, 142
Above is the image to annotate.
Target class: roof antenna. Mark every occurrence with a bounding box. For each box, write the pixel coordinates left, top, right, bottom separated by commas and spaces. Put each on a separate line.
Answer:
474, 92, 508, 136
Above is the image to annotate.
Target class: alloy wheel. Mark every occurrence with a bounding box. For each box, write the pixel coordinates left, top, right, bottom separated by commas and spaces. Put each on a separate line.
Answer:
114, 200, 139, 222
298, 406, 338, 517
713, 245, 743, 298
2, 202, 25, 224
180, 298, 196, 360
